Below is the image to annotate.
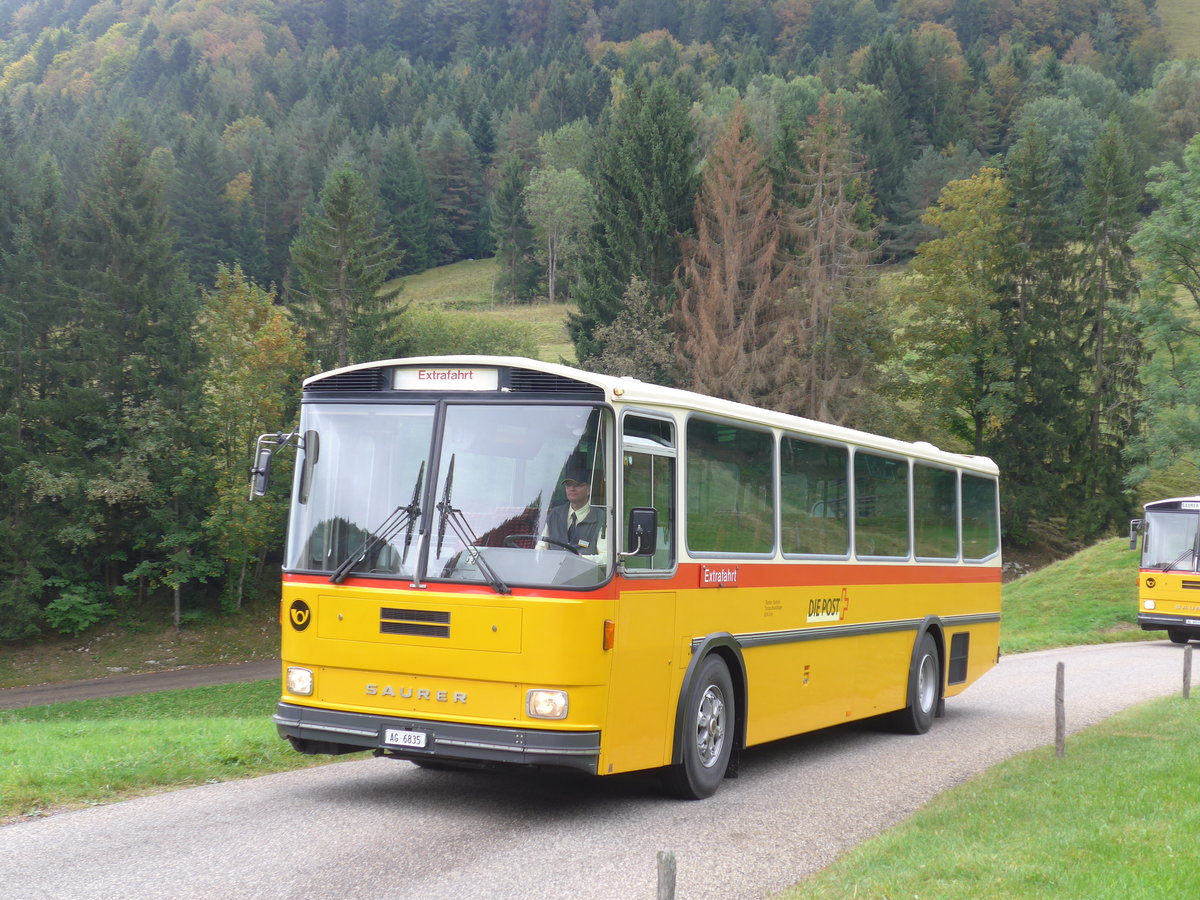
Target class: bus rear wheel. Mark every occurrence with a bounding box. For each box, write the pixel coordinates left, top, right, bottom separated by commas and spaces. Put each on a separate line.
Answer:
893, 632, 940, 735
664, 655, 735, 800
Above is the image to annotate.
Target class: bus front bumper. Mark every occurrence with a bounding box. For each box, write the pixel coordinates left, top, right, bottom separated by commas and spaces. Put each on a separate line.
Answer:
273, 701, 601, 774
1137, 612, 1200, 632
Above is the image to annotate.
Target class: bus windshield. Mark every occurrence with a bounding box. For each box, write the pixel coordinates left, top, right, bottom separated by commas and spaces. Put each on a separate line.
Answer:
285, 401, 613, 589
1142, 509, 1200, 572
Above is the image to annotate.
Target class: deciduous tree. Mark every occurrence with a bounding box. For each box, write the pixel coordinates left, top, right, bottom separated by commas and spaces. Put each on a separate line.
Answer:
198, 265, 306, 608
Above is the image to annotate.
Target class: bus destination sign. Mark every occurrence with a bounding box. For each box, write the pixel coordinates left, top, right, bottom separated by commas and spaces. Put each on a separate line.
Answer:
394, 366, 500, 391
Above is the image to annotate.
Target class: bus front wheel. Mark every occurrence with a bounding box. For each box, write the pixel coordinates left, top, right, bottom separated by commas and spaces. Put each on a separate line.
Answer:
1168, 629, 1192, 645
665, 655, 735, 800
893, 632, 940, 735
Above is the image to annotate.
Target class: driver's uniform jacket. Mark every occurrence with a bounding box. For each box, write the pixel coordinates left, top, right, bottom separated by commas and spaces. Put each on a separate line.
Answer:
542, 502, 605, 555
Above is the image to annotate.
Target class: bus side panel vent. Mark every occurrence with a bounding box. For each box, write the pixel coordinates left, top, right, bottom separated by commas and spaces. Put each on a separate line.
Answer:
380, 607, 450, 638
948, 632, 970, 684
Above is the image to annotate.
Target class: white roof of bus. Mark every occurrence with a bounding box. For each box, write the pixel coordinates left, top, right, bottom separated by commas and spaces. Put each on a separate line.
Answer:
1144, 496, 1200, 509
307, 355, 999, 475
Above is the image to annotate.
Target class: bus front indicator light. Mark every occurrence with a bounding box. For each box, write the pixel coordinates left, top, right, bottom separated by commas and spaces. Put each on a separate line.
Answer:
287, 667, 314, 696
527, 689, 568, 719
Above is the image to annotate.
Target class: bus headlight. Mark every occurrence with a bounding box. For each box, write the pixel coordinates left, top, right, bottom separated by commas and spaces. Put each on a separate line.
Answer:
527, 689, 568, 719
1144, 599, 1156, 610
286, 666, 314, 696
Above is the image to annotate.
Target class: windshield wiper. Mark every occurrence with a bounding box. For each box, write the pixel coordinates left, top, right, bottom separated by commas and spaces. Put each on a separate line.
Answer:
436, 454, 510, 595
1160, 542, 1199, 572
329, 463, 424, 584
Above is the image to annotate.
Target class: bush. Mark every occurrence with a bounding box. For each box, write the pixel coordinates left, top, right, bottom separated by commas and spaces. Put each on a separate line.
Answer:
43, 579, 112, 637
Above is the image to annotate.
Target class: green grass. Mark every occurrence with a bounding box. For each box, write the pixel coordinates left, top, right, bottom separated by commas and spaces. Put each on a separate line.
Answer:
391, 257, 576, 364
0, 680, 360, 822
1001, 537, 1146, 653
777, 696, 1200, 899
1160, 0, 1200, 60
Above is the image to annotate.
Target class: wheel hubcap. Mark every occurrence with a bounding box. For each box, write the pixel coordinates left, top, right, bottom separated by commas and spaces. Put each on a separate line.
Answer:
695, 684, 726, 768
918, 653, 936, 713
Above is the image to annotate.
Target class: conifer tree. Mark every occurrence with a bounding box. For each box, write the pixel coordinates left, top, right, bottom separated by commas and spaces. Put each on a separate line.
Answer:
0, 157, 70, 638
290, 163, 406, 369
379, 128, 433, 275
590, 276, 678, 384
991, 125, 1083, 545
570, 75, 697, 363
53, 120, 206, 619
172, 122, 234, 284
490, 154, 539, 302
781, 101, 886, 427
674, 106, 791, 405
421, 114, 483, 264
1073, 120, 1143, 537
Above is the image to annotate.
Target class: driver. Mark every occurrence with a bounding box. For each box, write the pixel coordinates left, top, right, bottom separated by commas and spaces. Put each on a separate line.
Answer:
538, 467, 606, 555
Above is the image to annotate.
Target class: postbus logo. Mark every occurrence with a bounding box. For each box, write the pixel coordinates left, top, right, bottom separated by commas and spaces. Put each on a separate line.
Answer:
289, 599, 312, 631
807, 587, 850, 623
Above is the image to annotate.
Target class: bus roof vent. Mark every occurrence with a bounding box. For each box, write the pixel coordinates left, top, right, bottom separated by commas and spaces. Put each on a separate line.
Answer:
308, 368, 385, 392
506, 368, 604, 398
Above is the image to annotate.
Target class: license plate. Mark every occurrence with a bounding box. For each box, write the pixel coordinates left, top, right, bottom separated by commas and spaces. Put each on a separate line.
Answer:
384, 728, 428, 748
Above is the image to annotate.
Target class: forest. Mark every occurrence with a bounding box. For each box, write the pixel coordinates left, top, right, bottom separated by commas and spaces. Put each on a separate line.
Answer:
4, 0, 1200, 640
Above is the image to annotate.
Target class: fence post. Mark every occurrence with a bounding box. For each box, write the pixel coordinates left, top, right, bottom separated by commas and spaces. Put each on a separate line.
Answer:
1185, 645, 1193, 700
1055, 661, 1066, 758
657, 850, 676, 900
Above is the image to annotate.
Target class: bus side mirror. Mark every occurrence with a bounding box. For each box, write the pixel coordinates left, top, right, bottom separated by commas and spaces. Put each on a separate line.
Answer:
1129, 518, 1142, 552
251, 447, 274, 498
626, 508, 658, 557
249, 431, 301, 500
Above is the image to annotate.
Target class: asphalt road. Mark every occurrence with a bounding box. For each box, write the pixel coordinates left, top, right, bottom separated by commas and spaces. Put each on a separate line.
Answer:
1, 641, 1195, 899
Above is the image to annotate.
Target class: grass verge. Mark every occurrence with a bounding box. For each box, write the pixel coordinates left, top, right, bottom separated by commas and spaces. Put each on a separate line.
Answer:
777, 694, 1200, 899
1000, 537, 1146, 653
0, 680, 365, 823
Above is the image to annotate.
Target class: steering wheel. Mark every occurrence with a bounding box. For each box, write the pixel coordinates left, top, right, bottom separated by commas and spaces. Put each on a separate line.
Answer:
504, 534, 580, 555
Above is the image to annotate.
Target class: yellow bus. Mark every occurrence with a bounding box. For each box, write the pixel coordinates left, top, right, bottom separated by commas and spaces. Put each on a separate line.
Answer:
255, 356, 1002, 798
1131, 497, 1200, 645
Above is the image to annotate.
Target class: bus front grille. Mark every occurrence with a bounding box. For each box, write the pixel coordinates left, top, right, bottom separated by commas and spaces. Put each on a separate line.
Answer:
380, 607, 450, 638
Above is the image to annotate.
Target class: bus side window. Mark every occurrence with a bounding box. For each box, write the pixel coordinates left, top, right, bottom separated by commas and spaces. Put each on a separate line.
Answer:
622, 415, 676, 572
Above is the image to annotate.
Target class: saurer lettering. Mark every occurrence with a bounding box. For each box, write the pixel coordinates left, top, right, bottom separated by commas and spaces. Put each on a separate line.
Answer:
366, 684, 467, 703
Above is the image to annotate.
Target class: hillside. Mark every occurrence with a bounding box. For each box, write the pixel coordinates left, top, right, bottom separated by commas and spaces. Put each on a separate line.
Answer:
1001, 538, 1144, 653
3, 0, 1200, 640
397, 259, 576, 363
1160, 0, 1200, 59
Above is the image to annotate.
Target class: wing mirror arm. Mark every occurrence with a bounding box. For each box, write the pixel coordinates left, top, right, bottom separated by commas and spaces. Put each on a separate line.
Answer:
620, 508, 658, 559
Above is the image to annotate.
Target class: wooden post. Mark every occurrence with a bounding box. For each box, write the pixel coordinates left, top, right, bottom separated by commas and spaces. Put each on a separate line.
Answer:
657, 851, 676, 900
1055, 661, 1065, 759
1185, 645, 1193, 700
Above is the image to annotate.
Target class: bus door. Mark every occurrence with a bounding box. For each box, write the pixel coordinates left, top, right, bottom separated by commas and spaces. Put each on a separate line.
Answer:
600, 413, 679, 774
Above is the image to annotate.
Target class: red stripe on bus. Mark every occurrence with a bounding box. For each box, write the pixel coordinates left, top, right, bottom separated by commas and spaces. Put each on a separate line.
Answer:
283, 561, 1000, 593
